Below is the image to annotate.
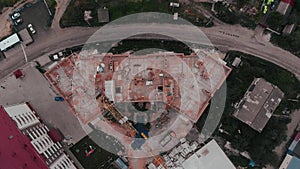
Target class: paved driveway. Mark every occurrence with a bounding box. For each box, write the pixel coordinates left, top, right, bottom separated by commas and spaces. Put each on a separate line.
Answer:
0, 64, 86, 143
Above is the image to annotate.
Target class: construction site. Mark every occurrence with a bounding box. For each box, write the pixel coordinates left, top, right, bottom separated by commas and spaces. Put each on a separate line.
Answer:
45, 49, 231, 168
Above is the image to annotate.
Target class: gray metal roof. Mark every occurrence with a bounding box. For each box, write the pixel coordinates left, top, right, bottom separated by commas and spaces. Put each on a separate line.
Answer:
233, 78, 284, 132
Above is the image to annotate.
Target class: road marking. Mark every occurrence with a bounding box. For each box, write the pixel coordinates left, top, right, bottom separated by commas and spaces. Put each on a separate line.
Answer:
20, 43, 28, 63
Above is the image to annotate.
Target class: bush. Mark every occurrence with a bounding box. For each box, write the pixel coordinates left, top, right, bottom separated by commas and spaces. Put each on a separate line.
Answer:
0, 0, 18, 11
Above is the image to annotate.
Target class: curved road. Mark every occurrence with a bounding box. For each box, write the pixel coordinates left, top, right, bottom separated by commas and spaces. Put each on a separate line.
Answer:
0, 22, 299, 81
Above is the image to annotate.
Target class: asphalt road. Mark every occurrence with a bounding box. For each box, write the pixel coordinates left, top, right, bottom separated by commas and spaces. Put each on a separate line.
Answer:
1, 23, 300, 81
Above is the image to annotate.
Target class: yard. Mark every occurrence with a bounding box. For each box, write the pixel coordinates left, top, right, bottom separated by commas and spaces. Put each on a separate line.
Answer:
196, 50, 300, 167
270, 4, 300, 58
60, 0, 177, 27
212, 0, 263, 29
212, 51, 300, 167
60, 0, 212, 27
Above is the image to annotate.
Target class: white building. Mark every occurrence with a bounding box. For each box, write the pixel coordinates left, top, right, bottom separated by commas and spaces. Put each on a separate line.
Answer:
0, 33, 20, 51
181, 140, 235, 169
150, 139, 235, 169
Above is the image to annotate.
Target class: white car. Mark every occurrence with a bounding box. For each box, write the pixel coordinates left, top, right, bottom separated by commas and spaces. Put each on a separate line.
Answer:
11, 12, 20, 20
27, 24, 36, 34
14, 18, 22, 25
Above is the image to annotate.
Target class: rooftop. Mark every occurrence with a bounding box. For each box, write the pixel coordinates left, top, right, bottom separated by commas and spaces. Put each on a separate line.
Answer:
276, 0, 294, 15
0, 33, 20, 51
147, 138, 235, 169
97, 7, 110, 23
233, 78, 284, 132
0, 106, 48, 169
182, 139, 235, 169
288, 132, 300, 158
279, 154, 300, 169
18, 28, 33, 46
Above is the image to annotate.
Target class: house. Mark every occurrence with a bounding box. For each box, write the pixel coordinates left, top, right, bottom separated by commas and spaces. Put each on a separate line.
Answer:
288, 132, 300, 158
282, 23, 296, 35
97, 7, 110, 23
233, 78, 284, 132
276, 0, 295, 15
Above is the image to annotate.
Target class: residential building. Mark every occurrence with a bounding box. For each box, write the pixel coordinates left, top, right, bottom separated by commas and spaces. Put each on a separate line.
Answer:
279, 154, 300, 169
276, 0, 295, 15
282, 24, 296, 35
288, 132, 300, 158
0, 103, 77, 169
233, 78, 284, 132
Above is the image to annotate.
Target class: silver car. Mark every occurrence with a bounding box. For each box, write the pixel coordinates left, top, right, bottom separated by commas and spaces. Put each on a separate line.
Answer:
11, 12, 20, 20
27, 24, 36, 34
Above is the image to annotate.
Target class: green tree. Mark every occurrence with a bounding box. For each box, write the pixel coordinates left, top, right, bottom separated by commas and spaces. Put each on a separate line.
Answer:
266, 12, 285, 29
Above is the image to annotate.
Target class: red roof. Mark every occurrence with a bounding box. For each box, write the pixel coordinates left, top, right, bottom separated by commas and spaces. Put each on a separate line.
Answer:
0, 106, 48, 169
281, 0, 295, 7
295, 131, 300, 141
13, 69, 24, 79
48, 128, 62, 142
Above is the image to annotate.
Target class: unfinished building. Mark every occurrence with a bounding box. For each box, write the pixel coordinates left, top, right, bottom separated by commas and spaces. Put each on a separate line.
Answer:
45, 51, 230, 123
45, 50, 231, 162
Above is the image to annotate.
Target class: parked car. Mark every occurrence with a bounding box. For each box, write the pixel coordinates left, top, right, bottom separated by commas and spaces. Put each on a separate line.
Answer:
14, 18, 22, 25
54, 96, 64, 101
27, 24, 36, 34
11, 12, 20, 19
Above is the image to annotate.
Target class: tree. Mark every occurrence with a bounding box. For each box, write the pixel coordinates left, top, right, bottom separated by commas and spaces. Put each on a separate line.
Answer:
266, 12, 285, 30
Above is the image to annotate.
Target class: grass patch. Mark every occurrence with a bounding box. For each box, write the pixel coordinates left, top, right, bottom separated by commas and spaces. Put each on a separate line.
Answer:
60, 0, 176, 27
228, 155, 249, 167
45, 0, 56, 15
108, 39, 193, 55
60, 0, 212, 27
213, 1, 262, 29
